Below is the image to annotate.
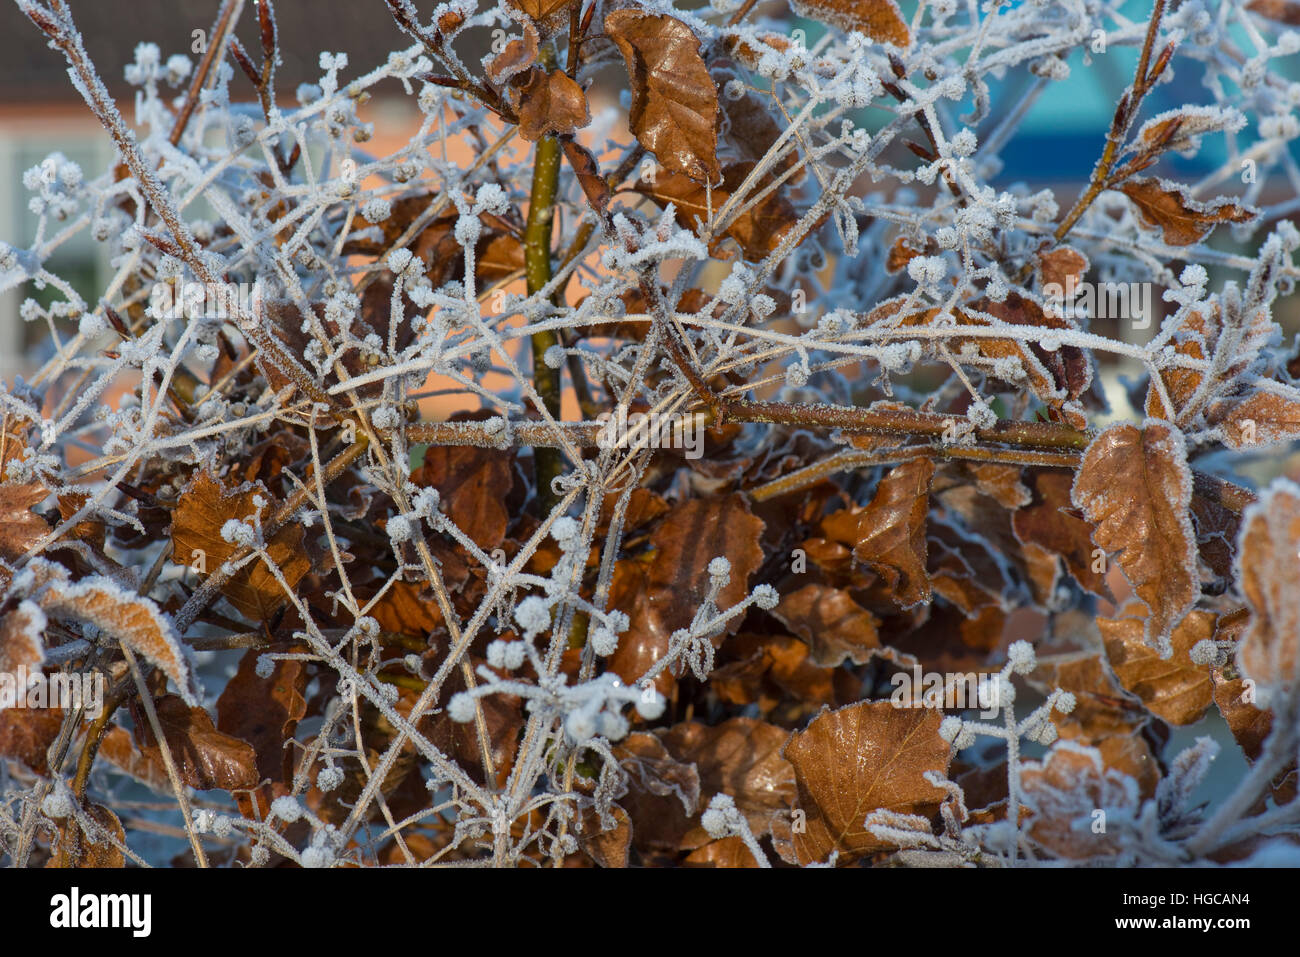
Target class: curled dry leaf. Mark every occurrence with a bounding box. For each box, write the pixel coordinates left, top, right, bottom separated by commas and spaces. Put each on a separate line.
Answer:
782, 700, 950, 865
1098, 604, 1215, 726
659, 717, 797, 839
46, 803, 126, 869
772, 583, 880, 666
1247, 0, 1300, 24
822, 457, 934, 608
1012, 469, 1111, 600
134, 694, 260, 791
1120, 177, 1256, 246
1020, 739, 1144, 859
1234, 479, 1300, 690
513, 67, 591, 142
0, 600, 44, 685
1037, 245, 1089, 293
608, 495, 764, 692
410, 441, 515, 550
1070, 421, 1198, 654
789, 0, 910, 46
485, 22, 539, 85
217, 648, 309, 784
561, 139, 611, 223
578, 804, 632, 868
682, 835, 760, 867
635, 161, 800, 262
1211, 391, 1300, 450
24, 558, 197, 706
0, 707, 63, 775
170, 471, 310, 624
604, 10, 721, 183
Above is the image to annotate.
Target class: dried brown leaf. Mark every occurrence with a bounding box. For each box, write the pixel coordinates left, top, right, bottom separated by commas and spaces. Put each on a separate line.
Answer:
1120, 177, 1256, 246
782, 701, 950, 864
1071, 421, 1198, 652
790, 0, 910, 46
171, 471, 310, 624
1235, 481, 1300, 689
134, 694, 259, 791
605, 10, 721, 183
514, 67, 591, 141
1099, 605, 1215, 725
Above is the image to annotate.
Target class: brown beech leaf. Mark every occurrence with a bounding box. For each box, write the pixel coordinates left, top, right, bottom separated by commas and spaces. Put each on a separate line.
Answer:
0, 481, 48, 564
27, 558, 197, 706
789, 0, 910, 46
485, 22, 539, 85
1235, 481, 1300, 690
1211, 391, 1300, 450
410, 442, 514, 550
1071, 421, 1198, 653
1020, 739, 1145, 859
578, 805, 632, 868
782, 701, 950, 864
0, 707, 63, 775
1144, 307, 1210, 421
615, 732, 701, 859
1037, 245, 1089, 293
506, 0, 571, 23
135, 694, 259, 792
0, 600, 44, 679
772, 583, 880, 665
683, 836, 761, 867
659, 717, 796, 839
1012, 470, 1110, 599
970, 463, 1031, 509
47, 803, 125, 869
98, 725, 173, 794
1133, 106, 1245, 158
1212, 664, 1273, 762
171, 471, 310, 624
217, 649, 308, 784
561, 139, 611, 222
825, 457, 934, 608
1098, 604, 1214, 725
1120, 177, 1256, 246
1247, 0, 1300, 24
635, 161, 799, 261
604, 10, 721, 183
716, 75, 802, 181
514, 67, 591, 141
608, 495, 764, 692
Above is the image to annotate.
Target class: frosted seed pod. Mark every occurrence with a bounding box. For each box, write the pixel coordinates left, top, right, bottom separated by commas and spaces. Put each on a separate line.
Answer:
565, 710, 597, 743
551, 516, 580, 544
447, 692, 476, 723
212, 815, 234, 838
317, 765, 345, 793
514, 596, 551, 636
543, 344, 565, 369
502, 641, 526, 671
635, 687, 665, 720
388, 248, 413, 272
362, 198, 391, 222
1007, 640, 1036, 674
598, 711, 629, 741
386, 514, 413, 543
271, 796, 302, 823
41, 788, 72, 819
300, 845, 334, 868
590, 626, 618, 657
752, 584, 779, 610
255, 654, 275, 679
707, 556, 731, 583
1054, 691, 1077, 714
1189, 639, 1219, 666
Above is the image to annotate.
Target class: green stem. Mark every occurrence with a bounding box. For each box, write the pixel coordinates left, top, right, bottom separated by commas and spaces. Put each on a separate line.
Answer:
526, 46, 564, 516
